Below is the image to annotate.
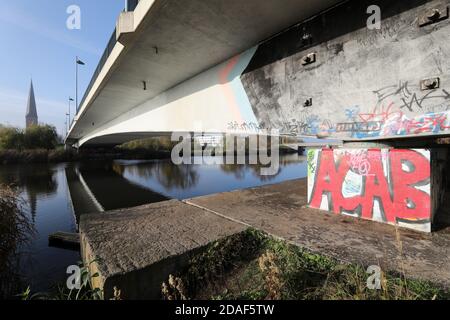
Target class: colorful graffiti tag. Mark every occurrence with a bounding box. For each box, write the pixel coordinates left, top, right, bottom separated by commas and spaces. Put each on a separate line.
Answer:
307, 148, 432, 232
336, 104, 450, 139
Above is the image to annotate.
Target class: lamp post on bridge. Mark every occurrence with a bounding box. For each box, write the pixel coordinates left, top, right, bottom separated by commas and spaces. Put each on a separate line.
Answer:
68, 97, 74, 131
65, 113, 70, 137
75, 56, 85, 114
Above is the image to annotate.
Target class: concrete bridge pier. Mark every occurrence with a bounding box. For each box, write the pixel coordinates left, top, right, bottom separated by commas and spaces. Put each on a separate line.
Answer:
306, 144, 450, 233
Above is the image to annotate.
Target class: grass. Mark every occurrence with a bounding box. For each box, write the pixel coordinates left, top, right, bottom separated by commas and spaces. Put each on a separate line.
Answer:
162, 229, 449, 301
16, 229, 448, 301
18, 260, 106, 301
0, 184, 34, 299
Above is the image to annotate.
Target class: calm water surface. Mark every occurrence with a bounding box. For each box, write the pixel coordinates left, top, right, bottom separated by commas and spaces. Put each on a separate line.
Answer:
0, 154, 307, 293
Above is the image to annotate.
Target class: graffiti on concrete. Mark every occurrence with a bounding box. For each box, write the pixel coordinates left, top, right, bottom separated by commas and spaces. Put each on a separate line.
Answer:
238, 0, 450, 141
227, 121, 266, 133
336, 102, 450, 139
307, 148, 431, 232
374, 81, 450, 113
280, 117, 335, 136
380, 111, 450, 136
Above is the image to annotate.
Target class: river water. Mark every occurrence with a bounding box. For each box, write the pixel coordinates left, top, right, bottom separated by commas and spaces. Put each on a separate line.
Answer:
0, 154, 307, 294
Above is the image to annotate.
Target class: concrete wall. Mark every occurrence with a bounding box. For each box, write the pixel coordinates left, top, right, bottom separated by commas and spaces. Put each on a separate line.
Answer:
431, 148, 449, 223
76, 0, 450, 146
241, 0, 450, 140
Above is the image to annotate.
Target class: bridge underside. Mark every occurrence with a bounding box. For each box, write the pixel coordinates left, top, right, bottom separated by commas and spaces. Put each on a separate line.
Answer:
67, 0, 344, 147
67, 0, 450, 233
68, 0, 450, 148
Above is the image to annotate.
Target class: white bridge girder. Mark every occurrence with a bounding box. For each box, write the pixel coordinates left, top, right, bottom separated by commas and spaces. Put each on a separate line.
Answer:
67, 0, 343, 147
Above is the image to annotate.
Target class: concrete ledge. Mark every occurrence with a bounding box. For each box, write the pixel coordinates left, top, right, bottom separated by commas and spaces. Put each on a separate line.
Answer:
116, 12, 135, 45
187, 179, 450, 288
80, 200, 246, 299
80, 179, 450, 300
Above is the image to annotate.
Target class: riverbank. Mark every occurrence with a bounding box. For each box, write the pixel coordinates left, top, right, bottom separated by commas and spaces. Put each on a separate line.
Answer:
79, 178, 450, 300
166, 229, 448, 300
0, 148, 172, 165
0, 146, 300, 165
0, 185, 33, 299
22, 229, 449, 300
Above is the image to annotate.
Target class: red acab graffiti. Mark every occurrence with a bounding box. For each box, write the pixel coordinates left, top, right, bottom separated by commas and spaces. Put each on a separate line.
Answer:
308, 149, 431, 224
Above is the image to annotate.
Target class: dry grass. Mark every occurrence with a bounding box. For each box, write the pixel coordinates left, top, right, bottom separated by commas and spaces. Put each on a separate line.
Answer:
162, 275, 189, 301
0, 184, 33, 298
161, 229, 449, 301
258, 251, 284, 300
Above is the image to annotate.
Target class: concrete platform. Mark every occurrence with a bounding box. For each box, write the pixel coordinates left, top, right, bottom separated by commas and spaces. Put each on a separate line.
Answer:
186, 179, 450, 288
80, 179, 450, 300
79, 200, 246, 299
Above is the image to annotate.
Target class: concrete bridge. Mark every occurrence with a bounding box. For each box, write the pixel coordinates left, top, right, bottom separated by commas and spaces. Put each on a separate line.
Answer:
67, 0, 450, 148
66, 0, 344, 147
67, 0, 450, 232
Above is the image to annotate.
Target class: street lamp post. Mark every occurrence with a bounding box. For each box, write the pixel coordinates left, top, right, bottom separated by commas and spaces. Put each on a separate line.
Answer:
75, 56, 85, 113
65, 113, 70, 137
68, 97, 74, 129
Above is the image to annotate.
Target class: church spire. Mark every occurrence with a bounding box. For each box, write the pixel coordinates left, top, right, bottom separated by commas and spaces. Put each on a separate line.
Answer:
26, 79, 38, 128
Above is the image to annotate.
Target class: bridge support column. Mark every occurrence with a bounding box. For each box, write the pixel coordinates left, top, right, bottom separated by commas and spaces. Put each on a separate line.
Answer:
307, 147, 449, 233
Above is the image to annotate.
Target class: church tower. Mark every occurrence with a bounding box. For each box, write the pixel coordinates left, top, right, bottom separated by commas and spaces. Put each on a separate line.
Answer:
26, 80, 38, 128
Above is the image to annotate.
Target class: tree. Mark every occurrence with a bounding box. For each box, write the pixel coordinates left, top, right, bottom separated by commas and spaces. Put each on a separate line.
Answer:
23, 125, 58, 150
0, 124, 59, 150
0, 126, 24, 150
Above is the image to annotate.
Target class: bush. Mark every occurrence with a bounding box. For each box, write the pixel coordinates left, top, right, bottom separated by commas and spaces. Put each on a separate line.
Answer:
0, 185, 33, 298
0, 126, 23, 150
166, 230, 450, 301
0, 125, 59, 151
23, 125, 58, 150
119, 137, 177, 152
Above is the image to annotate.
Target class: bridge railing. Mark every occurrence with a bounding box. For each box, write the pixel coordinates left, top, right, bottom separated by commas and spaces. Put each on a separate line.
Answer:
126, 0, 140, 11
76, 30, 117, 117
74, 0, 140, 119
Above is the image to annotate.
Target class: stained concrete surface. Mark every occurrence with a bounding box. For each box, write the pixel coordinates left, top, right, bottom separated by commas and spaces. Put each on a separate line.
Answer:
187, 179, 450, 287
80, 200, 246, 299
81, 179, 450, 300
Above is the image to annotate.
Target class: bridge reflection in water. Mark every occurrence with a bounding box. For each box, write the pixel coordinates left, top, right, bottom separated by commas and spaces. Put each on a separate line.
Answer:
65, 162, 169, 226
65, 154, 307, 226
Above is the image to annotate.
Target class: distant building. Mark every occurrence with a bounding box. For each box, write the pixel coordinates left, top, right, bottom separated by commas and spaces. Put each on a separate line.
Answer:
194, 134, 224, 148
26, 80, 38, 128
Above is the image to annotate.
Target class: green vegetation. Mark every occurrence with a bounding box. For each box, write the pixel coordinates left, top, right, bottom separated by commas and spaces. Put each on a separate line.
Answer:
0, 125, 67, 164
0, 124, 59, 150
162, 229, 449, 301
0, 148, 80, 165
119, 136, 178, 153
15, 229, 448, 301
19, 260, 105, 301
19, 260, 107, 301
0, 127, 302, 164
0, 130, 176, 164
0, 184, 33, 299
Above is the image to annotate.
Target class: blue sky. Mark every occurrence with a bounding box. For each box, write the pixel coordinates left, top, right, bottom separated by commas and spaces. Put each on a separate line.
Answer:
0, 0, 124, 135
